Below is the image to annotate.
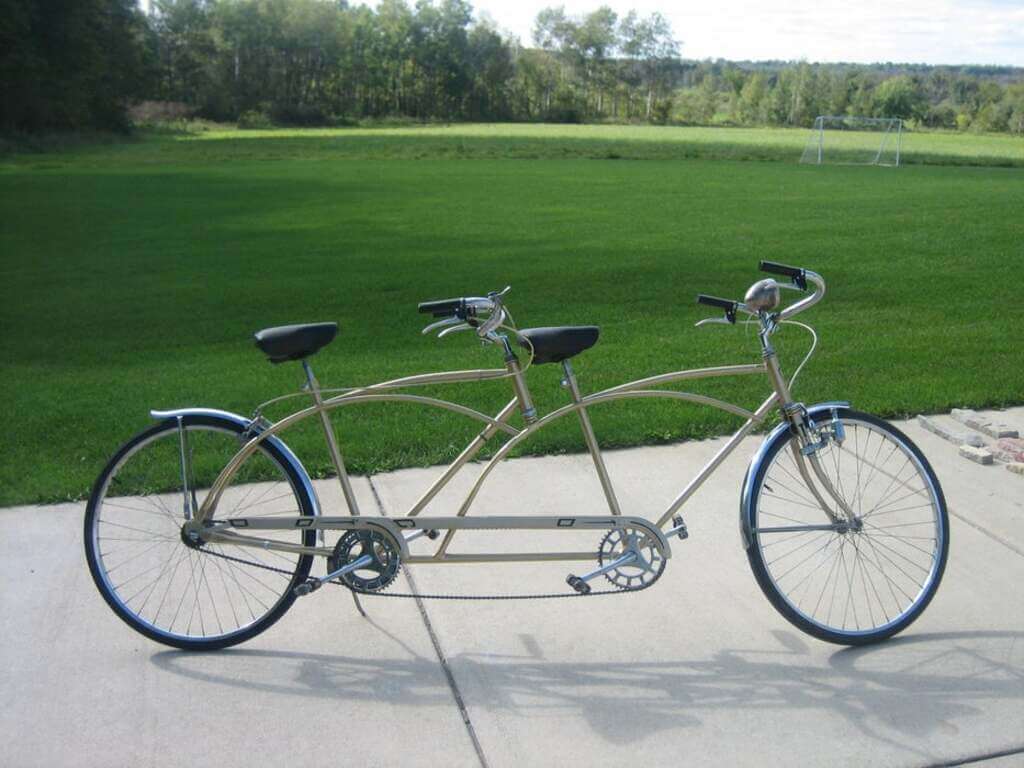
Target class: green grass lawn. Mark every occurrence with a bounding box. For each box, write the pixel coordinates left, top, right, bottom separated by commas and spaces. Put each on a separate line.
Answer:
7, 122, 1024, 167
1, 124, 1022, 506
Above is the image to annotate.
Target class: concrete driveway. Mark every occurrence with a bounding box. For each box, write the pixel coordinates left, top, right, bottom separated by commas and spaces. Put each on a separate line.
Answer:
2, 409, 1022, 767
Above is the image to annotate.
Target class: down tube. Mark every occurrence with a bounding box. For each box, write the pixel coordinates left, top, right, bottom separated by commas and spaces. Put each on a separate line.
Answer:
654, 393, 779, 528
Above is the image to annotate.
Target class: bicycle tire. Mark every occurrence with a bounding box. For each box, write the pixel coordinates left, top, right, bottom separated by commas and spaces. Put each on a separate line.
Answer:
84, 414, 315, 650
743, 408, 949, 645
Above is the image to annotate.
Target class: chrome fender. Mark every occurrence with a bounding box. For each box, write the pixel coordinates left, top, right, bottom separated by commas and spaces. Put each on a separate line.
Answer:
739, 401, 851, 549
150, 407, 321, 518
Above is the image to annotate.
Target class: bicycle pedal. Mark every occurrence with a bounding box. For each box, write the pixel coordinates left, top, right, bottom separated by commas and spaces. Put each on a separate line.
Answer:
672, 515, 689, 540
293, 579, 322, 597
566, 575, 592, 595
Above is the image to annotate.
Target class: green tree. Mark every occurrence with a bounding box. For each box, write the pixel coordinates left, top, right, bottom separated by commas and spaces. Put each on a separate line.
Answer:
619, 11, 679, 120
872, 75, 926, 120
1, 0, 152, 131
738, 72, 767, 124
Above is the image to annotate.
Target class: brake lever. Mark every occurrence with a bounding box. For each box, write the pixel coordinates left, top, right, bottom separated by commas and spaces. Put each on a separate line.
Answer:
438, 323, 472, 339
695, 317, 733, 328
421, 317, 463, 335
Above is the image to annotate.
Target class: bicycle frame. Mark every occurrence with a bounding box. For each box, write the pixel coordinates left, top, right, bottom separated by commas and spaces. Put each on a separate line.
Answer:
89, 266, 952, 649
180, 310, 851, 567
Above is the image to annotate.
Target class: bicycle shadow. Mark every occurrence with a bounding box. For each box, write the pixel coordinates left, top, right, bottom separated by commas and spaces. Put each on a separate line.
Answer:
150, 628, 1024, 755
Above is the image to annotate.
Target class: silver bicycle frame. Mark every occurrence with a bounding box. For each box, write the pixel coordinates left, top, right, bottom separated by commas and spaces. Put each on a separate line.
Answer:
190, 275, 843, 565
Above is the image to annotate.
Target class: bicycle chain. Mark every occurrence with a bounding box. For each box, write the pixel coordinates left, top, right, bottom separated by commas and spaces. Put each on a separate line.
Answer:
197, 547, 647, 600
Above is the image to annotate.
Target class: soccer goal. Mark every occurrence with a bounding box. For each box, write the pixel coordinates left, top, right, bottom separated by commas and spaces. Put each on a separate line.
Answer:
800, 116, 902, 166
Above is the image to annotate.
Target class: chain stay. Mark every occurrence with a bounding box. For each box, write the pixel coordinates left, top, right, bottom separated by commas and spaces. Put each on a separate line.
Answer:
197, 547, 648, 600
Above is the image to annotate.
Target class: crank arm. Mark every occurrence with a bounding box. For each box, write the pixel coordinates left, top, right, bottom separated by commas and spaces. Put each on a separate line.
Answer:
294, 554, 374, 596
575, 550, 638, 584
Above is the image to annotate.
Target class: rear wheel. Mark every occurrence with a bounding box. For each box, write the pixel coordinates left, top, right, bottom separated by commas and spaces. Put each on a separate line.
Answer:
744, 409, 949, 645
84, 414, 315, 650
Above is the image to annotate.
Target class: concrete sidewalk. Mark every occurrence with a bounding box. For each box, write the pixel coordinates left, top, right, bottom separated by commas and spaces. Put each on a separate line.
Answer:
2, 409, 1023, 767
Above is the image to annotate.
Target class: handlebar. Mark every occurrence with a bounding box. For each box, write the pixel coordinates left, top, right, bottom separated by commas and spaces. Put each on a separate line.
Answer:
417, 295, 500, 319
418, 298, 465, 317
696, 294, 738, 323
418, 288, 511, 340
759, 260, 807, 289
777, 268, 825, 322
695, 264, 826, 327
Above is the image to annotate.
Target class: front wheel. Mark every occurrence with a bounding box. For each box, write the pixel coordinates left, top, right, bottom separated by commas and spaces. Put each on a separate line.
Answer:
84, 414, 316, 650
744, 409, 949, 645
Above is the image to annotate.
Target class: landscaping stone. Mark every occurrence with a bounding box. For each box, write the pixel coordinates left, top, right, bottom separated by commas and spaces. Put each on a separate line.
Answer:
917, 415, 985, 447
958, 444, 994, 464
994, 437, 1024, 463
1007, 462, 1024, 476
950, 408, 1019, 439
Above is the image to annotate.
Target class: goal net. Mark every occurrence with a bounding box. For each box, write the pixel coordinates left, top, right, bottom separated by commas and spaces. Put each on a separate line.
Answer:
800, 116, 902, 166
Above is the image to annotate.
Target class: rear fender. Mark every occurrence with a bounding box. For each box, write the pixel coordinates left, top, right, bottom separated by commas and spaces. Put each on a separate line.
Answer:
150, 407, 321, 518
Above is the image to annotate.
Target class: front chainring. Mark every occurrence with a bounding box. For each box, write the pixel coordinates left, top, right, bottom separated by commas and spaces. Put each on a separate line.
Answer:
328, 530, 401, 592
598, 526, 666, 591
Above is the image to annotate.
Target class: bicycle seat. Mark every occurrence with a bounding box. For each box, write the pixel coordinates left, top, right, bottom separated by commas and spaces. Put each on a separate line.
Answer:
254, 322, 338, 364
518, 326, 599, 365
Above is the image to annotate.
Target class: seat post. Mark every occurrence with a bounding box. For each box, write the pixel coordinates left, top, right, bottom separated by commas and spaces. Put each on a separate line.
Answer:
302, 360, 361, 517
561, 360, 621, 516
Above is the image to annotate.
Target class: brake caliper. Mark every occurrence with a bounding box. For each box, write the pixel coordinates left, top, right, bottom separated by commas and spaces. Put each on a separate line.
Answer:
801, 407, 845, 456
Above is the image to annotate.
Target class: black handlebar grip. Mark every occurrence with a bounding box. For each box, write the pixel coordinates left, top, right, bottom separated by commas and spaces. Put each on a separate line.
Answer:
759, 261, 807, 288
697, 294, 737, 311
417, 298, 463, 317
697, 294, 738, 323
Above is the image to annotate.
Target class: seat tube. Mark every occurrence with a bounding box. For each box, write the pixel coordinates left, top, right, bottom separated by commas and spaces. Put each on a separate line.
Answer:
303, 361, 362, 516
562, 360, 622, 516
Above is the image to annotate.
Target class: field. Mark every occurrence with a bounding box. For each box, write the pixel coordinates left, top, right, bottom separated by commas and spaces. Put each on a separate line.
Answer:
1, 123, 1022, 505
12, 122, 1024, 166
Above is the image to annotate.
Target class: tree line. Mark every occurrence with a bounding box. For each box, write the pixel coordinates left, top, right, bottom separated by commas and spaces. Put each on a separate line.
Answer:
2, 0, 1023, 134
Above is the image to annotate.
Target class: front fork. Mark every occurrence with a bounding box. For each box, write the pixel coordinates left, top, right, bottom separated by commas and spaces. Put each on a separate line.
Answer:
784, 404, 857, 524
762, 330, 856, 525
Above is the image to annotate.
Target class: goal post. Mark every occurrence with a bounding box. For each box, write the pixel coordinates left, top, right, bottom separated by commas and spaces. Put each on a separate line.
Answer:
800, 116, 902, 166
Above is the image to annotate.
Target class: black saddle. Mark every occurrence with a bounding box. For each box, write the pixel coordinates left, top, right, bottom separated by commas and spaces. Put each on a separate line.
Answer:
254, 322, 338, 364
518, 326, 599, 365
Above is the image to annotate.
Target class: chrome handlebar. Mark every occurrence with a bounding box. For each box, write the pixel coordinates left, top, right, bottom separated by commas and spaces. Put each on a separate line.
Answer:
419, 287, 511, 341
778, 269, 825, 322
695, 265, 826, 330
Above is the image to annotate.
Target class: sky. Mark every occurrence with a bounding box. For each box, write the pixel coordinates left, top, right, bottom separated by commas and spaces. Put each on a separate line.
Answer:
138, 0, 1024, 67
471, 0, 1024, 67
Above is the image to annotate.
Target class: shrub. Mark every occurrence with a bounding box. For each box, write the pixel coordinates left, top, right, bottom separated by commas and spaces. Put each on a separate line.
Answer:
650, 99, 673, 125
237, 110, 273, 130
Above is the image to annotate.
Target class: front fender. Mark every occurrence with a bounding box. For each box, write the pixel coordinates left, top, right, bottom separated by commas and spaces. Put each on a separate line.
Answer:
150, 407, 321, 518
739, 401, 851, 550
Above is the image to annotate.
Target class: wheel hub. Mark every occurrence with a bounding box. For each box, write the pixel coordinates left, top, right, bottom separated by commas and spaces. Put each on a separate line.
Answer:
180, 524, 205, 549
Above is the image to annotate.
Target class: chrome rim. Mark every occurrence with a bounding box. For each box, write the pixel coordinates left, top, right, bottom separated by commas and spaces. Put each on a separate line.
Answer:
89, 424, 308, 644
753, 418, 944, 638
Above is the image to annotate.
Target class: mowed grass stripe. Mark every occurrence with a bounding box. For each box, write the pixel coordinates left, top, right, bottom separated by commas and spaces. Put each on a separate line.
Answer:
1, 142, 1021, 505
6, 122, 1023, 168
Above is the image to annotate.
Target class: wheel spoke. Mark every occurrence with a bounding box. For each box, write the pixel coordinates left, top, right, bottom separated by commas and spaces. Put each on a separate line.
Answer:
86, 421, 312, 648
753, 414, 947, 641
